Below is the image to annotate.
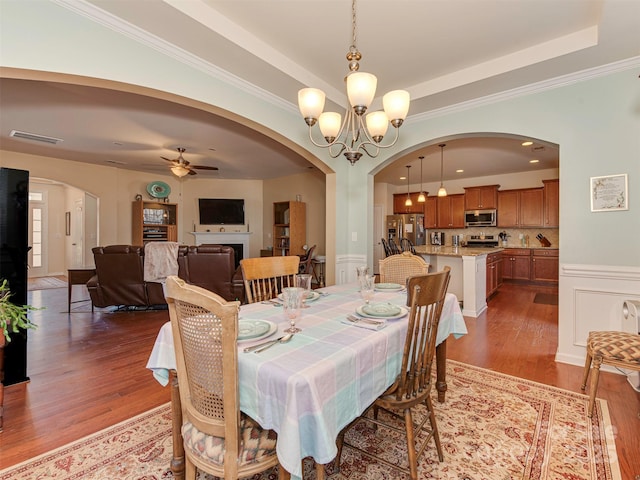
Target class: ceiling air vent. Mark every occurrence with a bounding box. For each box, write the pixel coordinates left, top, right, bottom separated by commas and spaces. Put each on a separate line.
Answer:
531, 145, 545, 152
10, 129, 63, 145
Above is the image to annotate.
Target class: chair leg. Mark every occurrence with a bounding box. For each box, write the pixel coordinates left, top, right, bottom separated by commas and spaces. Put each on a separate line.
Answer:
185, 457, 196, 480
403, 408, 418, 480
581, 350, 593, 390
587, 357, 602, 418
278, 464, 291, 480
426, 396, 444, 461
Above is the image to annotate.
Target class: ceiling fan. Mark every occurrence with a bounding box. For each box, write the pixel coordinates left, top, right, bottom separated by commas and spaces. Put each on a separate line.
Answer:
161, 147, 219, 177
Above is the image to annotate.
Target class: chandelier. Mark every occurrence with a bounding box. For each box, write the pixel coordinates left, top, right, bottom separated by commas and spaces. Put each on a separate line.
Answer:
297, 0, 410, 165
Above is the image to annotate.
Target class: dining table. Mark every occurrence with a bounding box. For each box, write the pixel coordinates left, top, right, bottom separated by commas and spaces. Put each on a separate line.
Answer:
147, 282, 467, 480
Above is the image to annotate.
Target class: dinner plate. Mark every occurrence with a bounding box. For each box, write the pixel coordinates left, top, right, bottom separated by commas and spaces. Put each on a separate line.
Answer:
374, 282, 404, 291
277, 291, 321, 303
237, 319, 277, 342
356, 303, 408, 320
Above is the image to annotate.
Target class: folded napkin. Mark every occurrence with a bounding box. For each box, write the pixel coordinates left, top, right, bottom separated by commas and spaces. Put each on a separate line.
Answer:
340, 317, 387, 331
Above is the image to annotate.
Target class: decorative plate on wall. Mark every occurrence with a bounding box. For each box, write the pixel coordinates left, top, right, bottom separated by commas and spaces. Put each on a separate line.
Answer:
147, 181, 171, 199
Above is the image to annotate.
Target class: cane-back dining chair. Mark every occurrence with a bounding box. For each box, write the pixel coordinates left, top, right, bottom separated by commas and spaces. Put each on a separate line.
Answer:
379, 251, 429, 286
240, 255, 300, 303
336, 267, 451, 480
165, 276, 290, 480
581, 330, 640, 417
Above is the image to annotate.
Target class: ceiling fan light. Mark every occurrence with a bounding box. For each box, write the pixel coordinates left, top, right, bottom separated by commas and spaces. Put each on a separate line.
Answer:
171, 165, 190, 178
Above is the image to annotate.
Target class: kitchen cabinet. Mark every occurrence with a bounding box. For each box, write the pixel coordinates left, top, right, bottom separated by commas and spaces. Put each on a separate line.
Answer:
132, 200, 178, 245
424, 196, 437, 228
531, 249, 559, 283
436, 194, 465, 228
464, 185, 499, 210
543, 179, 559, 227
497, 188, 544, 227
486, 251, 503, 299
273, 201, 306, 256
502, 248, 531, 281
393, 192, 426, 214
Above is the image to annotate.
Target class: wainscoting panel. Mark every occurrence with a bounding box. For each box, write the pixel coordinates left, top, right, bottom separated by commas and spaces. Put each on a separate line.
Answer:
557, 263, 640, 368
335, 254, 367, 285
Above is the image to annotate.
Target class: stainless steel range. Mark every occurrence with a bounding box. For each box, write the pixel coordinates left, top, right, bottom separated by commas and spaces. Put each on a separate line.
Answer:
466, 235, 499, 248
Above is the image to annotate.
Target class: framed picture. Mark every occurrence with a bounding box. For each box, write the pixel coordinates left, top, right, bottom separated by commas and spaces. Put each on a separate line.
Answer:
65, 211, 71, 236
590, 174, 628, 212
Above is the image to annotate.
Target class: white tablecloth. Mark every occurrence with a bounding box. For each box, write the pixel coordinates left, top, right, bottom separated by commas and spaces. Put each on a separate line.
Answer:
147, 283, 466, 478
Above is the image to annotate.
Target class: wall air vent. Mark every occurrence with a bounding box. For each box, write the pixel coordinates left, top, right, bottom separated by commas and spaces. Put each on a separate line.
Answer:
9, 129, 63, 145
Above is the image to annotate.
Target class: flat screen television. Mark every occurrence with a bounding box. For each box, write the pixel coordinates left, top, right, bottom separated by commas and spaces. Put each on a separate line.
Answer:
198, 198, 245, 225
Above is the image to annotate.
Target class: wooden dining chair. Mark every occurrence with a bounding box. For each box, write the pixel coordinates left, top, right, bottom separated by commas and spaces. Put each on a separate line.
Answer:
240, 255, 300, 303
336, 267, 451, 480
378, 251, 429, 285
165, 276, 290, 480
298, 244, 316, 274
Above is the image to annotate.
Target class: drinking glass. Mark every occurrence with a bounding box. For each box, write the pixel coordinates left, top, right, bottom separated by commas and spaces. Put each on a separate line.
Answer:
296, 273, 312, 308
282, 287, 304, 333
356, 265, 370, 289
360, 274, 374, 304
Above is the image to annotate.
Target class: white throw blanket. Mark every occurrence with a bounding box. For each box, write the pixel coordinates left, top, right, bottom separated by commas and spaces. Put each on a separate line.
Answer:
144, 242, 179, 285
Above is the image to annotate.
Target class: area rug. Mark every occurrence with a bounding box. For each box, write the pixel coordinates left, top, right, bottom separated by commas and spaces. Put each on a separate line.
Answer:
533, 293, 558, 305
0, 361, 621, 480
27, 276, 67, 291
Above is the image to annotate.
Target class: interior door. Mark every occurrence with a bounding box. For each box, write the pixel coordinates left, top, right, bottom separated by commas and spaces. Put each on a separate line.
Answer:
71, 199, 84, 266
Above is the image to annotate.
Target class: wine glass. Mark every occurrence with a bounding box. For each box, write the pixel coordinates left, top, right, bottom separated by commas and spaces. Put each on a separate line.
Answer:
356, 265, 370, 290
296, 274, 312, 308
282, 287, 304, 333
360, 274, 374, 305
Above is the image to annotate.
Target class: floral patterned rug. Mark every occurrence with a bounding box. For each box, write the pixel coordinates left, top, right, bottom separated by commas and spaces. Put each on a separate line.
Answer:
0, 361, 621, 480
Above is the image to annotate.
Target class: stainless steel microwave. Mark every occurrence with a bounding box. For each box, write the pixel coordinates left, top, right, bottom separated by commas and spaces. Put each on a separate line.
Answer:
464, 209, 497, 227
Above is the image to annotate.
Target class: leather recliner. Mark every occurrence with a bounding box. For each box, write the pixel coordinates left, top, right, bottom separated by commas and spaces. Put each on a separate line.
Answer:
87, 244, 244, 308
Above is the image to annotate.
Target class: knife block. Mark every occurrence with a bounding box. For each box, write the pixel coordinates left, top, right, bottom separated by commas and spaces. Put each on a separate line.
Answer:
537, 236, 551, 247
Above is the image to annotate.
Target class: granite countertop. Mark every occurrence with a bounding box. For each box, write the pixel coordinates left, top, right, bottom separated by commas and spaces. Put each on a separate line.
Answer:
414, 245, 504, 257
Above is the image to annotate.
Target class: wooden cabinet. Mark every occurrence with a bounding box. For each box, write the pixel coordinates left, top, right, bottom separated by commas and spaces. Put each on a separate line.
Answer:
393, 192, 426, 214
436, 194, 465, 228
532, 249, 559, 283
132, 200, 178, 245
543, 179, 559, 227
486, 251, 503, 299
273, 201, 306, 256
497, 188, 544, 227
424, 196, 437, 228
502, 248, 531, 281
464, 185, 499, 210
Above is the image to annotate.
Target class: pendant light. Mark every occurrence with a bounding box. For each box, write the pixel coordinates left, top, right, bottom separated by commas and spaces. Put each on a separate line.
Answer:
404, 165, 413, 207
417, 155, 426, 202
437, 144, 448, 197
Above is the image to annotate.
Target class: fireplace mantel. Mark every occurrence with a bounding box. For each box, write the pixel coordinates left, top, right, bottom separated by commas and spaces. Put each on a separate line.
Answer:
189, 232, 251, 257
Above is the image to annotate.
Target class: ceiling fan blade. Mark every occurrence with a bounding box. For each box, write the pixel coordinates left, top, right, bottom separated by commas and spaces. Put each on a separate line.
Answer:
161, 156, 176, 163
191, 165, 219, 171
187, 169, 197, 175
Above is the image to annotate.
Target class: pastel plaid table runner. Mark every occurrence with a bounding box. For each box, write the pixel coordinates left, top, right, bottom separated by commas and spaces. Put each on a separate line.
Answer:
147, 283, 466, 479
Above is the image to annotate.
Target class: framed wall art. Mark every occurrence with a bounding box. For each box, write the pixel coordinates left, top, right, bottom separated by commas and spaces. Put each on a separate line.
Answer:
590, 174, 628, 212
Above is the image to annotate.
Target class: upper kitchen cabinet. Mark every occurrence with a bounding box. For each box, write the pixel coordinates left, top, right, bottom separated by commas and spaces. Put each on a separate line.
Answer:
393, 193, 426, 215
424, 196, 437, 229
543, 179, 559, 227
464, 185, 499, 210
497, 188, 543, 227
437, 194, 465, 229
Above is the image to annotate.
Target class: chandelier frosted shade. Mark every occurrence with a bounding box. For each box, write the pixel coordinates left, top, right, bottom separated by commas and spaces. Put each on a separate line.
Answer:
319, 112, 342, 140
298, 88, 326, 125
383, 90, 410, 126
346, 72, 376, 109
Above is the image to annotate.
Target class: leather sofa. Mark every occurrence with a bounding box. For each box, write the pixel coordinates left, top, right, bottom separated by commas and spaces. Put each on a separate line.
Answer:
87, 244, 243, 308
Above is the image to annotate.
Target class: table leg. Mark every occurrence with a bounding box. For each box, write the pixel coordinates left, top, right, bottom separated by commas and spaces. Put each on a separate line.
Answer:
435, 340, 447, 403
169, 370, 185, 480
68, 283, 72, 313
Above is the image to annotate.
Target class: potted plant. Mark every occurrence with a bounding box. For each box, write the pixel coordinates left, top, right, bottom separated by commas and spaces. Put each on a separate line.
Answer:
1, 278, 39, 431
1, 278, 38, 343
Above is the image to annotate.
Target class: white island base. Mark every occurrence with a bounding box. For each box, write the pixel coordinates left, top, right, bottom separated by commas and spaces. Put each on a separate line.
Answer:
418, 249, 488, 318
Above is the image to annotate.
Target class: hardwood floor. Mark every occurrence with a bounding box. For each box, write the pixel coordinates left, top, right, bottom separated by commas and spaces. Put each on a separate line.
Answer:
2, 282, 639, 478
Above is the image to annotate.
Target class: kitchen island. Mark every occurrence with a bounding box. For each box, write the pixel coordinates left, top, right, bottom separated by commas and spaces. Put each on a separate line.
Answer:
414, 245, 503, 317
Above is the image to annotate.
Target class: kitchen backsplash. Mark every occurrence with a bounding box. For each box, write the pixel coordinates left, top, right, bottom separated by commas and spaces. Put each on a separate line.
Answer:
425, 227, 559, 248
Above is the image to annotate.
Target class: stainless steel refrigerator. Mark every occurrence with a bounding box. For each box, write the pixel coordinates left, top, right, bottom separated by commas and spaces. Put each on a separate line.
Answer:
386, 214, 425, 247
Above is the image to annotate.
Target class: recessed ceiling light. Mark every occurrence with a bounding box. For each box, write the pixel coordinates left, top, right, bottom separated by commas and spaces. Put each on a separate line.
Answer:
400, 176, 406, 180
522, 141, 533, 146
456, 169, 464, 173
529, 159, 539, 163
